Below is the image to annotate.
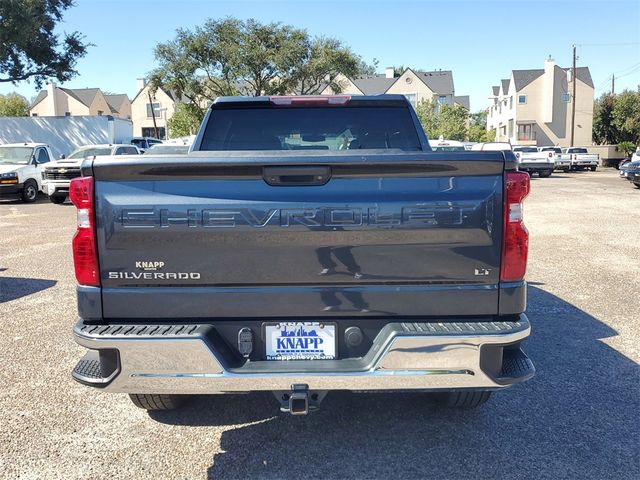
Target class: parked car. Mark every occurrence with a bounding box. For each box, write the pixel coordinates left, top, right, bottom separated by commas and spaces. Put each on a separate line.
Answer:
623, 160, 640, 188
70, 94, 534, 414
43, 144, 140, 204
143, 144, 190, 155
0, 143, 53, 202
428, 138, 466, 151
538, 146, 571, 172
513, 146, 554, 177
563, 147, 599, 171
131, 137, 163, 153
618, 148, 640, 175
469, 142, 512, 151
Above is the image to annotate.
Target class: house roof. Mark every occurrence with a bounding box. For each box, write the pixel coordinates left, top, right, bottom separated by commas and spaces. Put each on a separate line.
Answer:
501, 79, 510, 94
414, 70, 454, 95
512, 69, 544, 90
104, 94, 129, 114
29, 87, 101, 109
30, 90, 48, 108
491, 86, 499, 96
351, 75, 395, 95
454, 95, 470, 110
60, 87, 100, 107
564, 66, 594, 88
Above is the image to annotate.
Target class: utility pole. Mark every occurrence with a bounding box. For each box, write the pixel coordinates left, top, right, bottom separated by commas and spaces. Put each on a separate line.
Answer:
148, 91, 159, 139
570, 44, 577, 147
611, 74, 615, 95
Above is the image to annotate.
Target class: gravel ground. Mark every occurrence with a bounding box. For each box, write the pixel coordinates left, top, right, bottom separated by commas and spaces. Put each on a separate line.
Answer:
0, 169, 638, 479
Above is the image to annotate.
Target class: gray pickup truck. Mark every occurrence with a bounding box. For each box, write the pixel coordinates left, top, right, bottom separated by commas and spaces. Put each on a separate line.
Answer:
70, 95, 534, 415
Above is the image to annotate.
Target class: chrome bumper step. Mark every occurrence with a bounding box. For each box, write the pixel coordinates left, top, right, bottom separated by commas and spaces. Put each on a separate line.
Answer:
72, 316, 533, 393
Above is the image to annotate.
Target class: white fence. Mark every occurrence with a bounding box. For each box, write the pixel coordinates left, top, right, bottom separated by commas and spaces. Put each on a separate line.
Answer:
0, 115, 133, 159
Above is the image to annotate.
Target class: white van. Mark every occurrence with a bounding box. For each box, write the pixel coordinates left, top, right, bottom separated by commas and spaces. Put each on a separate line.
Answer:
0, 143, 54, 202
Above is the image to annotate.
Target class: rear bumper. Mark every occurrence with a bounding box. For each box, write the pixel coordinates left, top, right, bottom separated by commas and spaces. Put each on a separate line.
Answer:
518, 162, 554, 171
72, 315, 534, 393
571, 160, 598, 167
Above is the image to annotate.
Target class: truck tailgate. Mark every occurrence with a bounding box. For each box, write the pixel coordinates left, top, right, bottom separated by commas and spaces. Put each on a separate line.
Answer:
91, 152, 506, 318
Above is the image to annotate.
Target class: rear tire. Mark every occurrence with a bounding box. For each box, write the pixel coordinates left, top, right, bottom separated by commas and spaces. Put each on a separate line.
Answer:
634, 182, 640, 189
129, 393, 185, 411
21, 180, 38, 203
590, 166, 597, 172
49, 194, 66, 204
563, 168, 570, 173
436, 391, 492, 408
538, 169, 552, 178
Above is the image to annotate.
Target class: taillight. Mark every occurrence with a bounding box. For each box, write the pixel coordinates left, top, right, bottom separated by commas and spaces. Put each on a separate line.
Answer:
269, 95, 351, 106
69, 177, 100, 286
501, 171, 530, 282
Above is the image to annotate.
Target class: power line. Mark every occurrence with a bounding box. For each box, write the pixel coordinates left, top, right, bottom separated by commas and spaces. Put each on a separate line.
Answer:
576, 42, 640, 47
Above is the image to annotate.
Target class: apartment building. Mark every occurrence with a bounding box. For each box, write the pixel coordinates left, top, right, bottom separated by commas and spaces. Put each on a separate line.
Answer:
321, 67, 470, 111
487, 57, 594, 147
29, 83, 131, 118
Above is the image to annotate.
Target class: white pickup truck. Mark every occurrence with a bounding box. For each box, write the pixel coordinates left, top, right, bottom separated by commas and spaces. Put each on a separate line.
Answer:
43, 144, 140, 203
539, 146, 571, 172
0, 143, 54, 202
513, 146, 555, 177
563, 147, 599, 171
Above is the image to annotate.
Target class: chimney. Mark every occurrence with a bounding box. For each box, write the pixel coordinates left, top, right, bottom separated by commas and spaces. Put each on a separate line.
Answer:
136, 78, 147, 92
543, 56, 555, 123
46, 81, 58, 116
385, 67, 395, 79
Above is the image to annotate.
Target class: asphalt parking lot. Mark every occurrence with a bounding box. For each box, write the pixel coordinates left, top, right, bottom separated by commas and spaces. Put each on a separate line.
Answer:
1, 169, 639, 479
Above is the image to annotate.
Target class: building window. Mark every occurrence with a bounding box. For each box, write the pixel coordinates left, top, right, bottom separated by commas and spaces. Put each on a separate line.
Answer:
97, 110, 103, 116
518, 95, 527, 104
562, 93, 571, 103
508, 119, 514, 138
146, 102, 161, 118
31, 113, 38, 117
517, 124, 535, 141
403, 93, 417, 109
141, 127, 166, 140
65, 112, 71, 116
509, 96, 513, 109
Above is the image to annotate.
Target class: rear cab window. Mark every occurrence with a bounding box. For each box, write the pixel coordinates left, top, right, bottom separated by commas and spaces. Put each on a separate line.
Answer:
200, 104, 423, 152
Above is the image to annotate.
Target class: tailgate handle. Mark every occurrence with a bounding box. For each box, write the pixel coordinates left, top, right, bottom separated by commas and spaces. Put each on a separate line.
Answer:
263, 166, 331, 186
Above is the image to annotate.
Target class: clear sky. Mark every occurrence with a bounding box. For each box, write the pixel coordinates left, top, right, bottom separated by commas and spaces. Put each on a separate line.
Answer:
2, 0, 639, 111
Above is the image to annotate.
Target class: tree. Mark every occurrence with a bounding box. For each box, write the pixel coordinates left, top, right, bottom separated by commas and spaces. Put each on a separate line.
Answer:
612, 89, 640, 145
293, 37, 361, 95
617, 141, 636, 158
468, 109, 494, 143
150, 17, 368, 107
0, 92, 29, 116
0, 0, 89, 88
593, 90, 640, 145
438, 104, 468, 141
415, 99, 440, 139
167, 103, 204, 138
415, 99, 468, 141
593, 93, 618, 145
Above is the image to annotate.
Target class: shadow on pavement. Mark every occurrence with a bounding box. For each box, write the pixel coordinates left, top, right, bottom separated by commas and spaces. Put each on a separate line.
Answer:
0, 274, 57, 303
150, 286, 639, 479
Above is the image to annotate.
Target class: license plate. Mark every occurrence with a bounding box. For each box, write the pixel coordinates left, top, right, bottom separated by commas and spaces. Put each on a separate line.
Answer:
265, 322, 336, 360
